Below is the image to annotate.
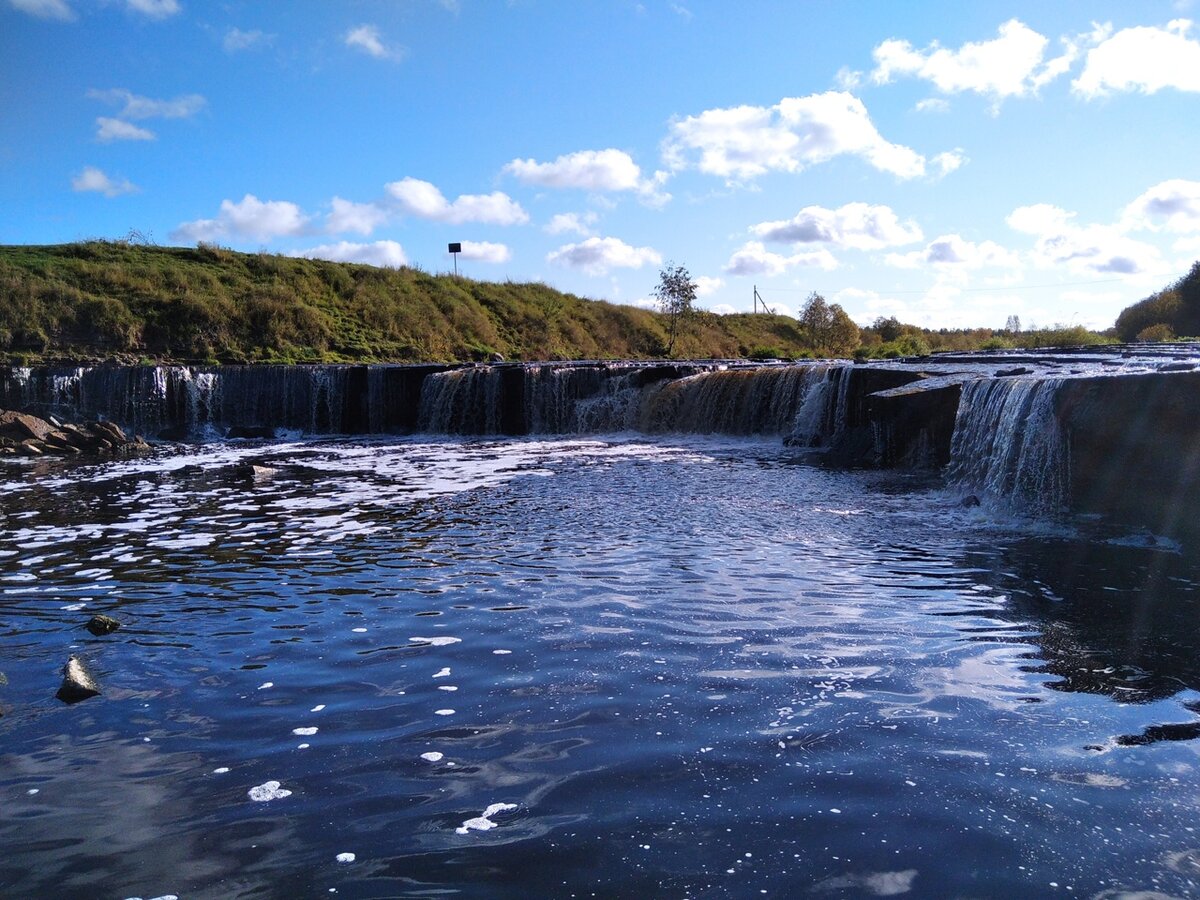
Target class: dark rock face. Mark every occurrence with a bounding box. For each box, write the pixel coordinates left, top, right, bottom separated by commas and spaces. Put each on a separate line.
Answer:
866, 379, 963, 469
56, 656, 100, 704
1055, 372, 1200, 542
86, 614, 121, 636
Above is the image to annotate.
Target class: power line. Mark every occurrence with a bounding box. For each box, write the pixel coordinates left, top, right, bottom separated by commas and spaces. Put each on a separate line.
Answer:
756, 277, 1127, 296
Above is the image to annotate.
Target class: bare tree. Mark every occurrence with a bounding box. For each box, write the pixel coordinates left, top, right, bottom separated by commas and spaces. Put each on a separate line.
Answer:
652, 261, 697, 357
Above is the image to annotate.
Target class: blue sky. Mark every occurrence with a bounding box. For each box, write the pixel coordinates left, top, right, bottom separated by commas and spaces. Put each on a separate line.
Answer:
3, 0, 1200, 330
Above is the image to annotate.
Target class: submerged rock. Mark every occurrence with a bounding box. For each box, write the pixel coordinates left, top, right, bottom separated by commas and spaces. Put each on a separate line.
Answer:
227, 425, 277, 439
959, 494, 981, 508
86, 614, 121, 636
56, 656, 100, 704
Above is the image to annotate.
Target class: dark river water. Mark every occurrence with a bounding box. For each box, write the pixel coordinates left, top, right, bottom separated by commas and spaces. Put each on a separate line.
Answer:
2, 436, 1199, 899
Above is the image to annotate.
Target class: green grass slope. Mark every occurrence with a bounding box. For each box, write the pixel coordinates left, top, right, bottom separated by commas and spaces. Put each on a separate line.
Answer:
0, 242, 814, 364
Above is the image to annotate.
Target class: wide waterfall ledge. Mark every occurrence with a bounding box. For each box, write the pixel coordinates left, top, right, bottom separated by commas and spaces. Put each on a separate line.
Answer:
3, 342, 1198, 542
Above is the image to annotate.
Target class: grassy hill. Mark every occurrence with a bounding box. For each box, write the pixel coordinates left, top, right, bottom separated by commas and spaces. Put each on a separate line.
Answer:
0, 241, 815, 364
1114, 261, 1200, 342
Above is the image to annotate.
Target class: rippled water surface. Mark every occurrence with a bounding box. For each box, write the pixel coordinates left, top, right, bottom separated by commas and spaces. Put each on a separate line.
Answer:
3, 436, 1200, 898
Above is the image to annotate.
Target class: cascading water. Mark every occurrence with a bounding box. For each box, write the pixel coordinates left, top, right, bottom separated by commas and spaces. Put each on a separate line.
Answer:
946, 377, 1069, 514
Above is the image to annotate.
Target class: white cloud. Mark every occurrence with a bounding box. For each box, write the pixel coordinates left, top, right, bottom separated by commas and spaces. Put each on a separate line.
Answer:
457, 241, 511, 263
546, 236, 661, 276
1123, 179, 1200, 232
886, 234, 1019, 270
915, 97, 950, 114
291, 240, 407, 268
385, 177, 528, 225
664, 91, 931, 181
835, 66, 863, 90
504, 148, 671, 204
9, 0, 74, 20
88, 88, 205, 119
171, 194, 311, 243
694, 275, 724, 297
545, 211, 598, 236
96, 116, 154, 142
1007, 203, 1163, 275
505, 148, 641, 191
723, 241, 838, 276
125, 0, 180, 19
326, 196, 388, 235
1074, 19, 1200, 97
71, 166, 138, 197
224, 27, 270, 52
750, 202, 922, 250
345, 24, 404, 61
870, 19, 1076, 103
931, 149, 966, 177
669, 3, 692, 22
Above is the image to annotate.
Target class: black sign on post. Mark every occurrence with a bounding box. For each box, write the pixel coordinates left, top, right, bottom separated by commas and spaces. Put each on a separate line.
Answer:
448, 242, 461, 277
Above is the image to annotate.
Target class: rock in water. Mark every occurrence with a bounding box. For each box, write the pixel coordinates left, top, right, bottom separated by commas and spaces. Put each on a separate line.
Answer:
56, 656, 100, 704
86, 614, 121, 636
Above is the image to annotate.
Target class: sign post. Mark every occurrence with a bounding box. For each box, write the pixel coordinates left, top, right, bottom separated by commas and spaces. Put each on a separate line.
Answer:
448, 242, 461, 277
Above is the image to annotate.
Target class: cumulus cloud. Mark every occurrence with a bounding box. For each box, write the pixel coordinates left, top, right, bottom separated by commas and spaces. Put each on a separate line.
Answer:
750, 202, 922, 250
931, 149, 967, 177
663, 91, 931, 182
1123, 179, 1200, 232
546, 236, 661, 276
545, 211, 598, 236
71, 166, 138, 197
326, 196, 388, 235
345, 24, 404, 61
88, 88, 206, 120
1007, 203, 1163, 275
694, 275, 724, 297
1074, 19, 1200, 96
8, 0, 74, 20
125, 0, 180, 19
171, 194, 311, 243
886, 234, 1019, 270
224, 27, 271, 52
456, 241, 511, 263
723, 241, 838, 276
385, 177, 528, 225
504, 149, 671, 205
96, 117, 154, 142
291, 240, 407, 268
870, 19, 1077, 104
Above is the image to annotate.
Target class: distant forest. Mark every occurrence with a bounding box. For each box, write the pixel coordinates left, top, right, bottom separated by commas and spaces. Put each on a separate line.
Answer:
0, 240, 1187, 365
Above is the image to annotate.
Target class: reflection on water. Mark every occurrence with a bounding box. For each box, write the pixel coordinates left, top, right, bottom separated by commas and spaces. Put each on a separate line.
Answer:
2, 436, 1200, 898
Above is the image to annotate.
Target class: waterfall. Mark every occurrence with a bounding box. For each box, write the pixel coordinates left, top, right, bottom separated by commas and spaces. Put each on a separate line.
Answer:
417, 367, 506, 435
4, 361, 855, 444
946, 377, 1069, 514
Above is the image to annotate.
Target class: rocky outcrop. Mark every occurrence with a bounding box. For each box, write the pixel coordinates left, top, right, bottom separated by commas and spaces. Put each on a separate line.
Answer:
0, 409, 149, 457
56, 656, 100, 704
86, 614, 121, 636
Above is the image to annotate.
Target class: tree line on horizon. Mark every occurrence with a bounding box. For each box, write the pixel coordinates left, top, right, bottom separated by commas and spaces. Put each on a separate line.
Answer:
0, 239, 1191, 366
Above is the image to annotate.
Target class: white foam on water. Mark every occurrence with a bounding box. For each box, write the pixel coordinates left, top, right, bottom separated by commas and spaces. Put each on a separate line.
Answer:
27, 788, 39, 794
420, 752, 444, 762
248, 781, 292, 802
492, 649, 511, 655
150, 534, 217, 550
61, 602, 86, 611
258, 682, 273, 690
297, 743, 310, 750
434, 667, 451, 678
411, 636, 461, 647
311, 704, 326, 712
336, 852, 356, 864
351, 627, 367, 633
434, 709, 455, 716
213, 767, 230, 774
455, 802, 518, 835
293, 727, 318, 736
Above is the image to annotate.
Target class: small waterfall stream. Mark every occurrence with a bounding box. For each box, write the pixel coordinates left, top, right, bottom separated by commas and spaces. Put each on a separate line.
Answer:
946, 377, 1070, 513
